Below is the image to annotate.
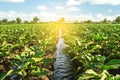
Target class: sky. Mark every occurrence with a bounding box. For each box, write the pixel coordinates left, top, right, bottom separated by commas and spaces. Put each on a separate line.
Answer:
0, 0, 120, 22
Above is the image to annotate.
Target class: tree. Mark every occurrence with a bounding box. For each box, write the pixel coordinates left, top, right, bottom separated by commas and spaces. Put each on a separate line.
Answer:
2, 18, 8, 24
24, 21, 29, 24
115, 16, 120, 23
16, 17, 22, 24
85, 20, 92, 23
8, 20, 16, 24
33, 16, 40, 23
100, 18, 111, 24
0, 19, 2, 24
58, 17, 65, 23
102, 18, 107, 23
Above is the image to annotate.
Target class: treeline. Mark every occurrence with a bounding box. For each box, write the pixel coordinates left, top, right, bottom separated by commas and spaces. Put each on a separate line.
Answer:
0, 16, 40, 24
74, 16, 120, 24
0, 16, 120, 24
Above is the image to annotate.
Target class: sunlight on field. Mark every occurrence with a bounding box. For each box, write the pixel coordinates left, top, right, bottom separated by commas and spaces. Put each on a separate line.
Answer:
49, 22, 71, 34
0, 0, 120, 79
0, 23, 120, 79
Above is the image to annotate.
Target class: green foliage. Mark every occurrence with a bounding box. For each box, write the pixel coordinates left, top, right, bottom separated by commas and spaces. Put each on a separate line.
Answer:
115, 16, 120, 23
63, 24, 120, 79
2, 18, 8, 24
0, 24, 58, 79
85, 20, 92, 23
33, 16, 40, 23
0, 23, 120, 79
16, 17, 22, 24
101, 18, 111, 24
8, 20, 16, 24
0, 70, 13, 80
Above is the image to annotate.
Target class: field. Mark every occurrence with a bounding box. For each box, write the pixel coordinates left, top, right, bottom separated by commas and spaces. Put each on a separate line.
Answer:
0, 23, 120, 80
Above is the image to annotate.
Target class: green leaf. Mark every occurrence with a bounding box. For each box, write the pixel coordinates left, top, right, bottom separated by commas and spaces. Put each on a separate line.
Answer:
85, 69, 98, 75
39, 69, 49, 76
115, 75, 120, 80
78, 73, 100, 80
13, 55, 22, 61
103, 59, 120, 70
0, 52, 6, 57
97, 56, 106, 63
32, 58, 42, 62
78, 75, 95, 80
21, 70, 27, 76
0, 70, 13, 80
106, 59, 120, 65
34, 51, 45, 58
103, 64, 120, 70
30, 65, 37, 69
31, 68, 48, 76
27, 58, 35, 62
41, 58, 53, 64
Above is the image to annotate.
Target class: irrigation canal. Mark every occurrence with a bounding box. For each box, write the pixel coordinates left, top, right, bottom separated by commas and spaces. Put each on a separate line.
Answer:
51, 28, 76, 80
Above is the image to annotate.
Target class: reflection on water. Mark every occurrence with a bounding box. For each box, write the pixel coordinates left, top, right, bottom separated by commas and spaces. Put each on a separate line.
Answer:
51, 29, 76, 80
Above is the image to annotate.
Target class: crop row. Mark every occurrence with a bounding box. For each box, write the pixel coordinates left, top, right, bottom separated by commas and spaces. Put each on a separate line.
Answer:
0, 24, 59, 80
63, 24, 120, 80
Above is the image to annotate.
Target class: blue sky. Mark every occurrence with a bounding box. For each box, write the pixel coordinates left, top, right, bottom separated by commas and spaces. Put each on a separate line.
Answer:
0, 0, 120, 21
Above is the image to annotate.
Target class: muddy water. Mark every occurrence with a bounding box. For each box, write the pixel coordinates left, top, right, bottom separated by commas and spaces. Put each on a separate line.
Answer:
51, 29, 76, 80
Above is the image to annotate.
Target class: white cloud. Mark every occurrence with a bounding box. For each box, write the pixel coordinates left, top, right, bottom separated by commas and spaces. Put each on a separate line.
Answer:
67, 0, 120, 5
67, 0, 87, 6
69, 7, 81, 11
38, 5, 47, 10
54, 6, 68, 16
67, 0, 80, 6
55, 6, 81, 12
0, 11, 59, 22
0, 0, 25, 3
0, 11, 37, 21
65, 13, 117, 22
55, 6, 64, 10
108, 10, 112, 13
66, 13, 95, 21
95, 13, 115, 21
0, 11, 118, 22
90, 0, 120, 5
